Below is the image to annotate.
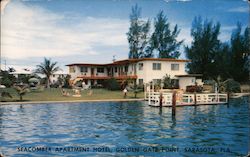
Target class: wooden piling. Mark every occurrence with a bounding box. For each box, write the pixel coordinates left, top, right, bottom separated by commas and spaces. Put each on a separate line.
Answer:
172, 91, 176, 116
227, 92, 230, 104
148, 87, 151, 105
159, 92, 163, 107
194, 92, 197, 106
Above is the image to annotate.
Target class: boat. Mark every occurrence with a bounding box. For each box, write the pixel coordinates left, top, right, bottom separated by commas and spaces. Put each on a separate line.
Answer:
230, 93, 250, 98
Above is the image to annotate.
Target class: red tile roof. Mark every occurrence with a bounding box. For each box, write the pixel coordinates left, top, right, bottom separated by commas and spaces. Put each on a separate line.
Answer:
66, 58, 190, 66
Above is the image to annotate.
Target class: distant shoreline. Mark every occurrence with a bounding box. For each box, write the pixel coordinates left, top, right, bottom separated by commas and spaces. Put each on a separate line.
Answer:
0, 98, 145, 106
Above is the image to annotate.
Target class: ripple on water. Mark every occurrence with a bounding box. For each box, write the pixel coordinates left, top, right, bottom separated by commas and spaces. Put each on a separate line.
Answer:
0, 99, 249, 157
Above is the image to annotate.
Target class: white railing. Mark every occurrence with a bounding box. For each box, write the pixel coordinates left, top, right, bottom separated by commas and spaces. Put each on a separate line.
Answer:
163, 93, 172, 106
181, 94, 195, 104
148, 92, 172, 106
196, 93, 227, 104
146, 92, 228, 106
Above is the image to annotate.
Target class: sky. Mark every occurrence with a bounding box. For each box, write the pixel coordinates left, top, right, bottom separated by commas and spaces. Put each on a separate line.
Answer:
0, 0, 249, 73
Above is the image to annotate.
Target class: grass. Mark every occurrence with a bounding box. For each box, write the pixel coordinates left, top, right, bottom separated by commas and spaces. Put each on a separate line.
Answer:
0, 88, 144, 102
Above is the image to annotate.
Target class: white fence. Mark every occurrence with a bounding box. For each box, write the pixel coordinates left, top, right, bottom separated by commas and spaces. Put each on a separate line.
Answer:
148, 92, 172, 107
146, 92, 228, 107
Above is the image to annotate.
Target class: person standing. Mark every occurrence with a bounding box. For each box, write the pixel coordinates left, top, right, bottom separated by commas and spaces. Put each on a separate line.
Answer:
123, 87, 128, 98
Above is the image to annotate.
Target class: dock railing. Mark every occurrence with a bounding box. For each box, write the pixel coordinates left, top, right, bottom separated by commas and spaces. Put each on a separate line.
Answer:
146, 91, 228, 106
195, 93, 228, 104
148, 91, 172, 106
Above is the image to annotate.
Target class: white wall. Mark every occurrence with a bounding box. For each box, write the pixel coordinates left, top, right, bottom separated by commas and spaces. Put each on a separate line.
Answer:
69, 66, 108, 79
50, 74, 67, 84
136, 60, 187, 84
69, 65, 81, 80
178, 77, 195, 90
196, 79, 203, 86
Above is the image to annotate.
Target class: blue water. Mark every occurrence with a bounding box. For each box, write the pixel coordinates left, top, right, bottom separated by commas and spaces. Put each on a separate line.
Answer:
0, 97, 249, 157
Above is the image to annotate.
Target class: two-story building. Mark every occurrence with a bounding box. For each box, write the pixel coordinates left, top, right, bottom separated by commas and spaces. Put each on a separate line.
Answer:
49, 72, 68, 84
66, 58, 202, 90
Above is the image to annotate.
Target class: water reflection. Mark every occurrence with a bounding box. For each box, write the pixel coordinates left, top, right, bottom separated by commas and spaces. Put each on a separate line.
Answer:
0, 97, 249, 157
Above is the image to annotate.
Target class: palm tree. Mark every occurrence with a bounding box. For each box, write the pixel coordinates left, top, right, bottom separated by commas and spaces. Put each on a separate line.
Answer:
35, 58, 61, 88
13, 84, 29, 101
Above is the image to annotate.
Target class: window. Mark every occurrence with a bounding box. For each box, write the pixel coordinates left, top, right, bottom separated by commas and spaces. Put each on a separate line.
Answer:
125, 66, 128, 72
139, 79, 143, 85
171, 79, 179, 88
192, 78, 195, 83
171, 64, 179, 71
138, 63, 143, 70
69, 66, 75, 73
115, 67, 117, 73
97, 67, 104, 73
80, 67, 88, 73
153, 63, 161, 70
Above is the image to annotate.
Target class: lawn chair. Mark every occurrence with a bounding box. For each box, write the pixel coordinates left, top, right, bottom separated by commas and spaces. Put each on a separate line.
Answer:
72, 89, 81, 97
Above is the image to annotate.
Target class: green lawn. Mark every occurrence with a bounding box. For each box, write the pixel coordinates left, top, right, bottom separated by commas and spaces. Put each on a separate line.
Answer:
0, 88, 144, 102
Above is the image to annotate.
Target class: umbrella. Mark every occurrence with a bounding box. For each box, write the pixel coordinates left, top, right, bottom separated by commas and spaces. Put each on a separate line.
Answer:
28, 78, 40, 83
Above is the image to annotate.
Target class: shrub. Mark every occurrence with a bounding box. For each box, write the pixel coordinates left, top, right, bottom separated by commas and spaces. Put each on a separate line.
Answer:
222, 79, 241, 93
17, 74, 30, 84
0, 71, 16, 87
162, 74, 178, 89
0, 91, 12, 102
162, 74, 171, 88
63, 75, 71, 88
104, 78, 120, 90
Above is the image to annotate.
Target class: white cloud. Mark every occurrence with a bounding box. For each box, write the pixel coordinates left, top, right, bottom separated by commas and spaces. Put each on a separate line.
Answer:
228, 6, 248, 13
176, 26, 192, 46
1, 1, 129, 60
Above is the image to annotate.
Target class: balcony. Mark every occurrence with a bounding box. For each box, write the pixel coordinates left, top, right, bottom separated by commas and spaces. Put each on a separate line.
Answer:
77, 75, 137, 80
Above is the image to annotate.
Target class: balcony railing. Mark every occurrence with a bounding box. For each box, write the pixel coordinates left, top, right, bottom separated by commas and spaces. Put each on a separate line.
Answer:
77, 75, 137, 80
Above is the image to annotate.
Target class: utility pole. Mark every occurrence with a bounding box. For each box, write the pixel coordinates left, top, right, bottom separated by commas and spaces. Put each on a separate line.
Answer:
4, 60, 6, 71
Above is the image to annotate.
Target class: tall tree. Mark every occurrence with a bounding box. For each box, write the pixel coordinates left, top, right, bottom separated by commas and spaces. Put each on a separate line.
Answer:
207, 43, 231, 80
150, 11, 183, 58
127, 4, 151, 59
244, 26, 250, 81
185, 16, 221, 79
229, 23, 249, 82
35, 58, 60, 88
